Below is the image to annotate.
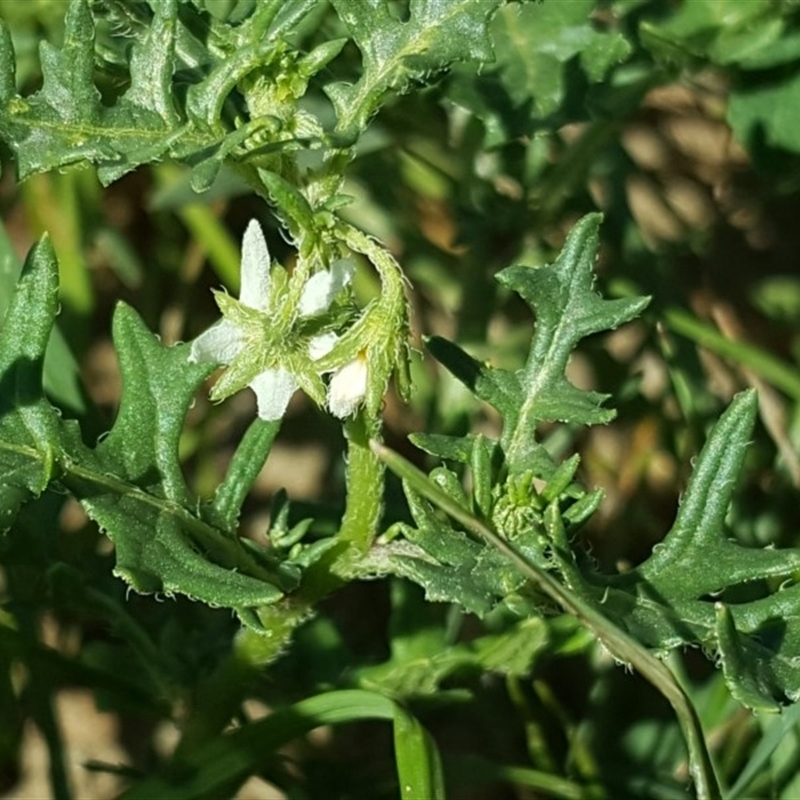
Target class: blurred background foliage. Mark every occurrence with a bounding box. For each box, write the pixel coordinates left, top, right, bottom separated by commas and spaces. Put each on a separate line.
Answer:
4, 0, 800, 798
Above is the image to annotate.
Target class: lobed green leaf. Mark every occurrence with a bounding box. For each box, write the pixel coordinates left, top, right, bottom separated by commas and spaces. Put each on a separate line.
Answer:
0, 238, 296, 628
500, 214, 649, 471
0, 0, 325, 184
585, 390, 800, 708
0, 235, 62, 502
61, 304, 298, 622
429, 214, 649, 475
327, 0, 501, 140
389, 212, 800, 710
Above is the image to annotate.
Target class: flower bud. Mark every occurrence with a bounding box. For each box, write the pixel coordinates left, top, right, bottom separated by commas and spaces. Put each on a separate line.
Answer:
328, 353, 368, 418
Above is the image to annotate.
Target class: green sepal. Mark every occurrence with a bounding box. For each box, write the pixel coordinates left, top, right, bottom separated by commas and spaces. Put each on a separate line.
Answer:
259, 169, 318, 244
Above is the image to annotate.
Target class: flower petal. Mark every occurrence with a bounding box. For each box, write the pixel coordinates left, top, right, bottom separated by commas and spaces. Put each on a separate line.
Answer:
189, 319, 244, 365
239, 220, 271, 312
250, 367, 298, 420
298, 258, 355, 317
308, 331, 338, 361
328, 355, 368, 418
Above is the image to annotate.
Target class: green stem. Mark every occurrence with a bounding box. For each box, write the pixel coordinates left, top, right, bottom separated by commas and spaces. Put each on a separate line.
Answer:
335, 413, 385, 557
238, 412, 384, 664
174, 416, 386, 749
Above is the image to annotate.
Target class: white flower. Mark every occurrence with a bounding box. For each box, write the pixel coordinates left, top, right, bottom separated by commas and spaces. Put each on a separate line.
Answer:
189, 219, 352, 420
328, 352, 368, 418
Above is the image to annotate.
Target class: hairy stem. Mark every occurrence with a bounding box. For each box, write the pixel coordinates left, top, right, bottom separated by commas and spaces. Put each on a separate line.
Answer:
238, 412, 384, 665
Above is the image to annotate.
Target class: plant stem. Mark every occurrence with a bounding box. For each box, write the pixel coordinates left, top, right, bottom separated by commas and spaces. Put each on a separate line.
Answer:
334, 413, 385, 557
238, 413, 384, 664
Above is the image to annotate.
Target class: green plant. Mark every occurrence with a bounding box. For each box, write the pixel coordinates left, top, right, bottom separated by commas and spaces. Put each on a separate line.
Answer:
4, 2, 800, 798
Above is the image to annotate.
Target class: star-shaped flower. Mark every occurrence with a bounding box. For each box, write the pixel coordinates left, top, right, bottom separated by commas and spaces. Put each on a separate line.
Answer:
189, 220, 353, 420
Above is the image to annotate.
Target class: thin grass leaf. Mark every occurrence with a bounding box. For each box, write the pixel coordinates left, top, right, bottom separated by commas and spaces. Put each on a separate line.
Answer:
394, 704, 446, 800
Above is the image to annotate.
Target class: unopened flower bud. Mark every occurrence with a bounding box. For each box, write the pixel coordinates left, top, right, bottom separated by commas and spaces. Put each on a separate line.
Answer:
328, 353, 368, 418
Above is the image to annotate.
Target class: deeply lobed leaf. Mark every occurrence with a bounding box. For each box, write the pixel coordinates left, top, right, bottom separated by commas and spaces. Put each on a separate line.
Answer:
0, 0, 176, 180
326, 0, 501, 140
430, 214, 649, 474
0, 0, 507, 188
65, 305, 302, 623
500, 214, 649, 471
0, 0, 326, 184
387, 214, 800, 711
588, 389, 800, 708
0, 237, 296, 628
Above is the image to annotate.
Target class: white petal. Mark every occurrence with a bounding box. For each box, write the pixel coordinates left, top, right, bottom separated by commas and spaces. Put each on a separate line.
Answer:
188, 320, 243, 364
308, 332, 338, 361
239, 220, 271, 312
298, 271, 335, 317
298, 258, 355, 317
250, 367, 298, 420
328, 356, 368, 418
